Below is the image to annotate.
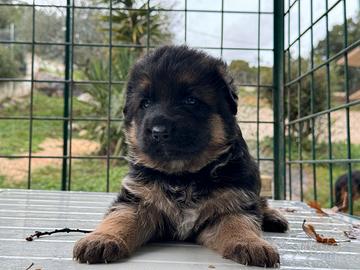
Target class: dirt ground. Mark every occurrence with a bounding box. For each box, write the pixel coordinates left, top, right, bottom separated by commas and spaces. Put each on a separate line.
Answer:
0, 138, 99, 182
238, 106, 360, 144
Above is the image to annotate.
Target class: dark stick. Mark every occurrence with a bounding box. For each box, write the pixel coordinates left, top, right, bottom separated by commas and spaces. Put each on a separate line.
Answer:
25, 262, 34, 270
25, 228, 92, 241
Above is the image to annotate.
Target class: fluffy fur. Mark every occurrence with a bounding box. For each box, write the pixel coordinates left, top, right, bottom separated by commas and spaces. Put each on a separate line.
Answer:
334, 171, 360, 212
73, 46, 288, 267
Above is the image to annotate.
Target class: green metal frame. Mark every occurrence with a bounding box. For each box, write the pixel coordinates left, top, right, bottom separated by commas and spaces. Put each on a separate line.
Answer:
273, 0, 285, 200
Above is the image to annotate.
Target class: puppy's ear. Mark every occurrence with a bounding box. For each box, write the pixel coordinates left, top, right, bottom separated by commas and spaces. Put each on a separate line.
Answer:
218, 66, 238, 115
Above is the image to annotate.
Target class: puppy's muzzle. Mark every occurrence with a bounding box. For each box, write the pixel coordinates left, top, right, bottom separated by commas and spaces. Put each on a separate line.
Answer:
151, 125, 169, 142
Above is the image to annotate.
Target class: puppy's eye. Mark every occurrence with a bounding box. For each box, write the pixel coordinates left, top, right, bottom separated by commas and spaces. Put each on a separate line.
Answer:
184, 96, 197, 105
141, 99, 151, 109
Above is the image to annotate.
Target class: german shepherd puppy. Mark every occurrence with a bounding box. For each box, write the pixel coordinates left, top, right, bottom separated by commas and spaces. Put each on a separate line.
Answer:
73, 46, 288, 267
334, 171, 360, 212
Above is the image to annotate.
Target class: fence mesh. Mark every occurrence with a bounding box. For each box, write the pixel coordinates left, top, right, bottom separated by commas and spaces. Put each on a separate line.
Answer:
0, 0, 359, 216
0, 0, 275, 195
284, 0, 360, 215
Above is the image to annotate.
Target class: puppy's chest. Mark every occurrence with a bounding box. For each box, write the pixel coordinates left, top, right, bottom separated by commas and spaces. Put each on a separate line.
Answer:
175, 207, 200, 239
159, 185, 203, 240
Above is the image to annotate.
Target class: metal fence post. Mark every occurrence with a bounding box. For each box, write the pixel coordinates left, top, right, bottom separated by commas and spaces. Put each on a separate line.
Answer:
273, 0, 285, 200
62, 0, 72, 191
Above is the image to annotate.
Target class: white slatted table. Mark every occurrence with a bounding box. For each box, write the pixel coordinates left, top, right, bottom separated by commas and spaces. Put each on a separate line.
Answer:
0, 189, 359, 270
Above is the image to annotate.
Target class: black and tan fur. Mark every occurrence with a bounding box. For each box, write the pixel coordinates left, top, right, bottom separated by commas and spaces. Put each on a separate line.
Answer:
334, 171, 360, 212
73, 46, 288, 267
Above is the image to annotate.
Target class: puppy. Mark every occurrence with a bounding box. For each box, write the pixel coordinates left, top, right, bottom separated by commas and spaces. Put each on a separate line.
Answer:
73, 45, 288, 267
334, 171, 360, 212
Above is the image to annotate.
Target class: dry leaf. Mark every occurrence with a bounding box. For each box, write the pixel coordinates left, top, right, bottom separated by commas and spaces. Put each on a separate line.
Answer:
208, 265, 216, 269
307, 201, 328, 216
344, 224, 360, 240
302, 220, 341, 245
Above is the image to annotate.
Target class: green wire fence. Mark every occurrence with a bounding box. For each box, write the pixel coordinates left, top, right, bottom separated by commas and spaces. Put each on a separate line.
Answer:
282, 0, 360, 215
0, 0, 359, 216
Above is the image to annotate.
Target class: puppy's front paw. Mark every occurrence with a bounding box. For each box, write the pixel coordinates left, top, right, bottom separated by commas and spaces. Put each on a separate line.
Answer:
262, 210, 289, 233
73, 233, 129, 264
223, 239, 280, 267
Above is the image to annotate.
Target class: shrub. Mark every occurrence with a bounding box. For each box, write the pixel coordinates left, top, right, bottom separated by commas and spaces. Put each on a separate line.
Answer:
0, 46, 23, 78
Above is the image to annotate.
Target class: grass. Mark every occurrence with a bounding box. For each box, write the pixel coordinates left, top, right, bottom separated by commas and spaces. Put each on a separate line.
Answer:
303, 163, 360, 216
261, 137, 360, 216
0, 159, 129, 192
0, 175, 5, 185
0, 92, 93, 155
0, 91, 120, 192
286, 141, 360, 216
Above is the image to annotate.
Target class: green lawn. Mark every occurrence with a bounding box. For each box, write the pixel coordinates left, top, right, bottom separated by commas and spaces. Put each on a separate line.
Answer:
0, 159, 129, 192
0, 92, 122, 192
303, 163, 360, 216
261, 137, 360, 216
0, 92, 93, 155
287, 141, 360, 216
0, 175, 5, 185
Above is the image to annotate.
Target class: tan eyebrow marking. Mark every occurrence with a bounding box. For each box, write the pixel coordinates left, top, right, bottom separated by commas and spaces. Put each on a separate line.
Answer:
137, 76, 151, 90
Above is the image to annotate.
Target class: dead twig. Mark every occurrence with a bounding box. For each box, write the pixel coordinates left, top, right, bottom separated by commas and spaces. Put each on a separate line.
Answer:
25, 228, 92, 241
344, 224, 360, 240
25, 262, 34, 270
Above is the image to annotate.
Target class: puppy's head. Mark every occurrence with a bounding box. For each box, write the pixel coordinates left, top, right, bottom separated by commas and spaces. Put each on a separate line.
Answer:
124, 45, 239, 174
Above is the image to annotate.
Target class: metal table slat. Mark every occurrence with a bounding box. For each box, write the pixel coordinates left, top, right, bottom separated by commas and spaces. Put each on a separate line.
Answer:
1, 189, 359, 270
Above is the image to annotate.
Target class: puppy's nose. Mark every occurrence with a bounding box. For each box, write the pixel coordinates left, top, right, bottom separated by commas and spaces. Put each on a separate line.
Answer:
152, 125, 169, 141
